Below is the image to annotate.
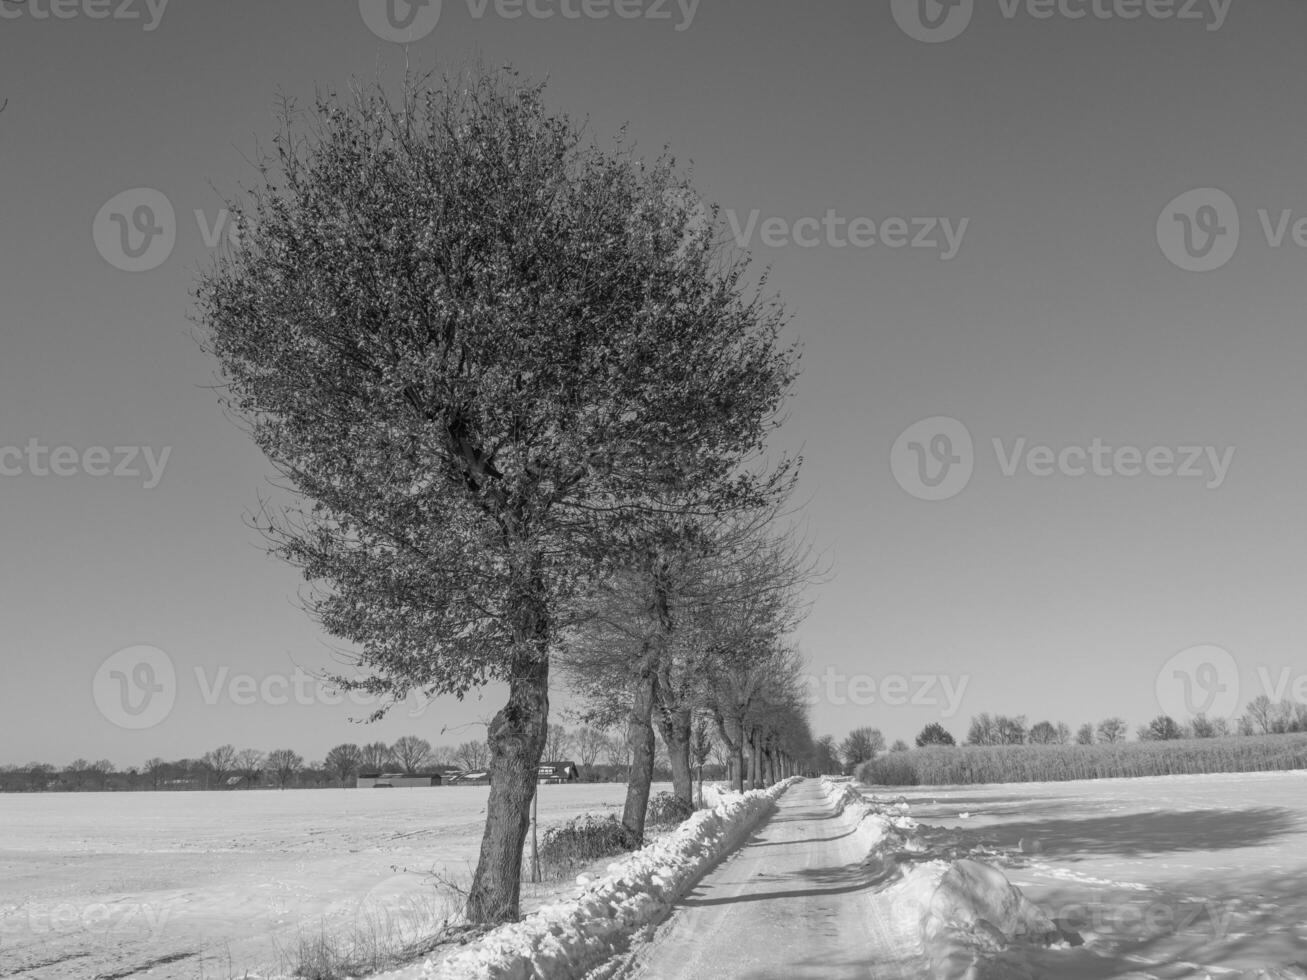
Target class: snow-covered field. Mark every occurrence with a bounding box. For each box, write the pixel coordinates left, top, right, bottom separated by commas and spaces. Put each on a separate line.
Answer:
864, 769, 1307, 977
6, 772, 1305, 980
0, 783, 668, 980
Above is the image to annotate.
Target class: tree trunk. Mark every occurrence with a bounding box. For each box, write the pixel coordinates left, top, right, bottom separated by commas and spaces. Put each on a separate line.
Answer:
627, 567, 678, 830
665, 717, 694, 805
655, 700, 694, 806
465, 568, 551, 925
621, 647, 659, 843
713, 708, 745, 794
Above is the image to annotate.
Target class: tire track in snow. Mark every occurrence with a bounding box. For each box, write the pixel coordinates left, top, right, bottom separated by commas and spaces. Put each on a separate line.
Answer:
616, 780, 925, 980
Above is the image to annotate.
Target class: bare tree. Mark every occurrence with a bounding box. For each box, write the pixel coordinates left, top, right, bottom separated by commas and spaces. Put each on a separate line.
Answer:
544, 724, 572, 763
1096, 717, 1128, 744
454, 740, 490, 770
574, 727, 607, 776
360, 742, 393, 770
1028, 721, 1059, 744
966, 713, 998, 746
202, 745, 237, 787
603, 733, 632, 769
144, 757, 168, 791
1292, 702, 1307, 733
85, 759, 114, 790
234, 748, 265, 785
324, 743, 364, 785
840, 727, 884, 771
265, 749, 303, 789
391, 736, 433, 774
995, 715, 1028, 745
915, 723, 955, 747
429, 744, 456, 766
1242, 695, 1275, 735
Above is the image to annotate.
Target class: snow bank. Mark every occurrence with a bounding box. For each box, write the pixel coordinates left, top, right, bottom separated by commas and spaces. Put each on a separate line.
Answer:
817, 776, 919, 855
913, 859, 1067, 979
698, 781, 733, 810
820, 778, 1077, 979
381, 779, 800, 980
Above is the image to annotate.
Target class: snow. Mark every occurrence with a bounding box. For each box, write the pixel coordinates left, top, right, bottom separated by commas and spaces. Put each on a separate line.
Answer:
0, 782, 669, 980
375, 779, 801, 980
853, 771, 1307, 979
812, 777, 1074, 977
8, 771, 1307, 979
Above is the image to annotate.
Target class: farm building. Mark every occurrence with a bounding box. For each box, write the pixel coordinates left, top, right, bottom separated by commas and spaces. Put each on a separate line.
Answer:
438, 762, 580, 786
356, 771, 444, 788
537, 761, 579, 784
444, 769, 490, 786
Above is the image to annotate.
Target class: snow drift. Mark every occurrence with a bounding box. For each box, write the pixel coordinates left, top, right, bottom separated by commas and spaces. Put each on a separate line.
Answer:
818, 777, 1076, 979
381, 779, 800, 980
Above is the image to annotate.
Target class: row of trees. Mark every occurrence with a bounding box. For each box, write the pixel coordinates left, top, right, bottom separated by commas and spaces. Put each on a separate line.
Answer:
195, 69, 811, 924
560, 508, 819, 843
950, 699, 1307, 749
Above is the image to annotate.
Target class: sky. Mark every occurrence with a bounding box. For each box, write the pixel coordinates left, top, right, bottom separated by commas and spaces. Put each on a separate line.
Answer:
2, 0, 1307, 767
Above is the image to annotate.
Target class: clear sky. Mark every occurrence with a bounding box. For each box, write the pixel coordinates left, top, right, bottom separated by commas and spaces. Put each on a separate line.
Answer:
3, 0, 1306, 767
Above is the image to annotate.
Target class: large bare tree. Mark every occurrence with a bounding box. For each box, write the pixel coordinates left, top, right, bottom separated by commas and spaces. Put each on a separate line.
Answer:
324, 743, 364, 784
359, 742, 393, 770
390, 735, 433, 773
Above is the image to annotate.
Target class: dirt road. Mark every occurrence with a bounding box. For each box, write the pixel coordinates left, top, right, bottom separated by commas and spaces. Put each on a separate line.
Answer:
618, 779, 923, 980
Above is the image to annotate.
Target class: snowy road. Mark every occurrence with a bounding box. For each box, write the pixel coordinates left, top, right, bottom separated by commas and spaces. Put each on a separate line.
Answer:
618, 780, 924, 980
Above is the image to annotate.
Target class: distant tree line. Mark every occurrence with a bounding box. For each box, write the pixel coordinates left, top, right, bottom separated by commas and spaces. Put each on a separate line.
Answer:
804, 694, 1307, 783
0, 723, 735, 793
859, 732, 1307, 786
